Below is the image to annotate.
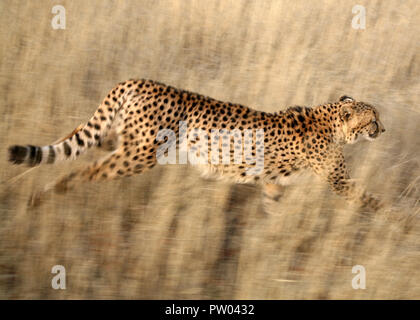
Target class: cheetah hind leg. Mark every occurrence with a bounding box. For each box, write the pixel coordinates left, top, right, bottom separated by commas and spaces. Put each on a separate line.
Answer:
28, 148, 156, 207
98, 129, 120, 151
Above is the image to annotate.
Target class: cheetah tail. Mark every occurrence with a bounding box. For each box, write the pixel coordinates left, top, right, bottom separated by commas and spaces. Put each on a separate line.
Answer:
8, 84, 129, 167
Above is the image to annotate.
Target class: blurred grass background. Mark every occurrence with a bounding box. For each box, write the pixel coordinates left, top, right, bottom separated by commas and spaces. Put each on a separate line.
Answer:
0, 0, 419, 299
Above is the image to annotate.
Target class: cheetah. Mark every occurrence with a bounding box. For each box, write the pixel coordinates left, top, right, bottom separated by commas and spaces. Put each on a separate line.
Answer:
8, 79, 385, 210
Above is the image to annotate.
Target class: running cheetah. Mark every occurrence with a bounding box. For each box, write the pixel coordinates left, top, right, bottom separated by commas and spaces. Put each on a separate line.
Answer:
8, 79, 385, 210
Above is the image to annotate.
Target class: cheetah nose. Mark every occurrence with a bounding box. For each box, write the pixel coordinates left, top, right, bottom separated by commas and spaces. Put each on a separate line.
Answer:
382, 128, 386, 133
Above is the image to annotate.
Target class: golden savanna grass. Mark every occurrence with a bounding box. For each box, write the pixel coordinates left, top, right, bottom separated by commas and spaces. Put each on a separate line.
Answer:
0, 0, 419, 299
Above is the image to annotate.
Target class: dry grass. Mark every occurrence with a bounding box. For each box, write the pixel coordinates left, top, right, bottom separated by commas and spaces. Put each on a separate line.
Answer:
0, 0, 419, 299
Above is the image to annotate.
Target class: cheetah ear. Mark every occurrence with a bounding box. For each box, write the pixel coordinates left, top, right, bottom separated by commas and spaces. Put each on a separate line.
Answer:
340, 105, 353, 121
339, 95, 354, 102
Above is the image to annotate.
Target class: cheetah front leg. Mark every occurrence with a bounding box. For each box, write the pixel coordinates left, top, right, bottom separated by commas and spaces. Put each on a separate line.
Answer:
263, 183, 285, 202
260, 183, 286, 214
324, 175, 382, 211
309, 148, 382, 211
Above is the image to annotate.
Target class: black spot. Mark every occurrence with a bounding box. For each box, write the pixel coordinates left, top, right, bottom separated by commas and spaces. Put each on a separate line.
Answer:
75, 133, 84, 146
28, 145, 37, 163
83, 129, 92, 138
33, 146, 42, 165
63, 142, 72, 157
47, 146, 55, 164
8, 145, 28, 164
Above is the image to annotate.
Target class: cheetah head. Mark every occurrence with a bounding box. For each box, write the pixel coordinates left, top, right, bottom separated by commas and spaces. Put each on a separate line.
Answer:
338, 96, 386, 144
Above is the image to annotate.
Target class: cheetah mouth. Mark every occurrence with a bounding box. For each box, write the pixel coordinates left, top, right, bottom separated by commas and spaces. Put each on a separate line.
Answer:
366, 131, 380, 141
368, 122, 379, 139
